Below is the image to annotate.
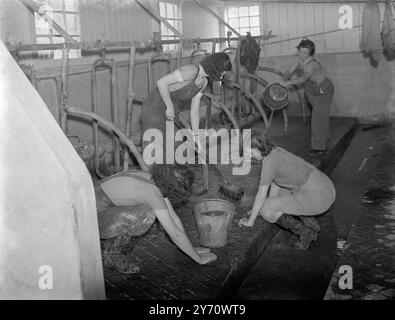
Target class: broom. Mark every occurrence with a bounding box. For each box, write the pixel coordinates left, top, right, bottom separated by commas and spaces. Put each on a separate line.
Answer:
175, 115, 244, 201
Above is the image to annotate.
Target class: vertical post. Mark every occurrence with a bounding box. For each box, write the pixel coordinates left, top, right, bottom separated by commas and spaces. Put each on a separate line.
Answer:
123, 46, 136, 171
235, 39, 241, 119
178, 40, 183, 68
212, 38, 217, 54
60, 46, 70, 133
111, 60, 120, 173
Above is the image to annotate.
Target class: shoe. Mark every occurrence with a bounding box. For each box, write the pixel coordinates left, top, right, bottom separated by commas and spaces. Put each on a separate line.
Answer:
103, 251, 140, 274
300, 216, 320, 241
276, 214, 317, 249
308, 149, 325, 156
102, 234, 142, 274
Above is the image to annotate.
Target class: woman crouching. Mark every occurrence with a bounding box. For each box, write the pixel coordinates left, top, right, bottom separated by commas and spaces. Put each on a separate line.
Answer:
239, 132, 336, 249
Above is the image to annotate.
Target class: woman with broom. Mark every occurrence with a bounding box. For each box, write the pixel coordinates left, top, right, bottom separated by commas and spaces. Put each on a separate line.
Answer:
135, 52, 232, 159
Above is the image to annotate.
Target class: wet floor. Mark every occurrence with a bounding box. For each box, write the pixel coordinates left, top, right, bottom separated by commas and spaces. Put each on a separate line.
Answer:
103, 116, 357, 300
235, 124, 392, 300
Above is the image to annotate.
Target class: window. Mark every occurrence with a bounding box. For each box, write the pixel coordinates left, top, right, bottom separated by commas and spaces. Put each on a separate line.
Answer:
34, 0, 81, 59
159, 1, 182, 52
225, 5, 261, 37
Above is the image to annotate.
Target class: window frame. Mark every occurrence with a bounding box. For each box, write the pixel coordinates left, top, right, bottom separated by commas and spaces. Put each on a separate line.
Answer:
159, 1, 183, 53
34, 0, 81, 59
224, 4, 261, 37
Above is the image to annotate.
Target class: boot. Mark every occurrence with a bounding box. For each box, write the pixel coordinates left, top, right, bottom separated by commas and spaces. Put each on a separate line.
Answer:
102, 234, 142, 274
300, 216, 320, 241
276, 214, 316, 250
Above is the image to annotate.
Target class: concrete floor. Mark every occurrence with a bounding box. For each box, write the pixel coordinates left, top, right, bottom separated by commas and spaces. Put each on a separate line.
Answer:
235, 124, 394, 300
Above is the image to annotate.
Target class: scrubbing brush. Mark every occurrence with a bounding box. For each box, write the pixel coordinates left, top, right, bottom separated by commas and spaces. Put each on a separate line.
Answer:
219, 179, 245, 201
189, 130, 244, 200
210, 164, 245, 201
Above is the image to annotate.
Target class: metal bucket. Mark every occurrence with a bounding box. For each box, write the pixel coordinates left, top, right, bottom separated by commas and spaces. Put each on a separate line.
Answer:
194, 199, 235, 248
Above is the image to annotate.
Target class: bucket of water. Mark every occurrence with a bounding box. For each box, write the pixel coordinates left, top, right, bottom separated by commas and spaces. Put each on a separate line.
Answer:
194, 199, 235, 248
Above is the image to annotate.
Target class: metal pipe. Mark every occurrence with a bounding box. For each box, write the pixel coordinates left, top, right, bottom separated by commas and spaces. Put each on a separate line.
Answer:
222, 79, 269, 128
110, 60, 120, 173
123, 46, 136, 171
91, 57, 120, 178
189, 49, 208, 64
148, 53, 173, 92
6, 33, 275, 53
212, 39, 217, 54
60, 47, 70, 133
177, 40, 183, 68
203, 92, 240, 130
66, 107, 149, 172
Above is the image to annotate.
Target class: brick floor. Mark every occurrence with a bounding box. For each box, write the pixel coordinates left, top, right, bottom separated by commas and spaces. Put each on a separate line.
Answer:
324, 125, 395, 300
104, 115, 357, 300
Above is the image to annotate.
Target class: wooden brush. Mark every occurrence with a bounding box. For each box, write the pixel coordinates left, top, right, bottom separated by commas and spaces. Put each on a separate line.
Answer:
210, 164, 245, 201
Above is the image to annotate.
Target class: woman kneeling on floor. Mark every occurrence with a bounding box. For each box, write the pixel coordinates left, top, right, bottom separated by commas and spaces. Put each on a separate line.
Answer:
239, 132, 336, 249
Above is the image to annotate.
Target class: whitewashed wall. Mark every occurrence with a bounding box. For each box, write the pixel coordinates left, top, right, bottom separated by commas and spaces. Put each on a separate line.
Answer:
260, 1, 387, 57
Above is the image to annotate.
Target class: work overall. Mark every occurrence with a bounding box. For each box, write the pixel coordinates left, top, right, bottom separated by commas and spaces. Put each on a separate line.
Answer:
140, 65, 205, 160
302, 59, 335, 151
